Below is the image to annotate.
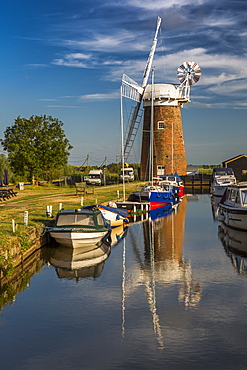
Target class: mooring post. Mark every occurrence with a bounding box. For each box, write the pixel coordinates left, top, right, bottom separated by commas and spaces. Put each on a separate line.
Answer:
24, 211, 28, 225
12, 219, 15, 233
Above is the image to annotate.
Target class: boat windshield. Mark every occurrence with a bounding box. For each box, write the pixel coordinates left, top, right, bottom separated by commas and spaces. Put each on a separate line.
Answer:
241, 190, 247, 205
97, 213, 105, 226
57, 214, 95, 226
167, 176, 176, 182
229, 189, 237, 202
215, 170, 234, 176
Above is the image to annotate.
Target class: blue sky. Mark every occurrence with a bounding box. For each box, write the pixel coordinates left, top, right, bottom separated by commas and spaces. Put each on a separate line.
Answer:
0, 0, 246, 166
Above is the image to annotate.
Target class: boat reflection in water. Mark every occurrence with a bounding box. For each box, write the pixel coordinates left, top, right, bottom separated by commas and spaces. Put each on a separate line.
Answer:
49, 225, 127, 280
218, 223, 247, 275
122, 196, 201, 349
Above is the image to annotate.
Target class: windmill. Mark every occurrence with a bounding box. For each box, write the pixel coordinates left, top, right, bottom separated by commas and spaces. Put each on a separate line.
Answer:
121, 18, 201, 179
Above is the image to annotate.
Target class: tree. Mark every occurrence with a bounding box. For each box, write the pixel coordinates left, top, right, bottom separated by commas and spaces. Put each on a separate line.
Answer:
1, 115, 73, 181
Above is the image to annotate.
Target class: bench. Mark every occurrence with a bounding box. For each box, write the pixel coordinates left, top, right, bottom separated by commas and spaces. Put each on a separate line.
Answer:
75, 182, 94, 196
0, 188, 18, 201
7, 188, 18, 197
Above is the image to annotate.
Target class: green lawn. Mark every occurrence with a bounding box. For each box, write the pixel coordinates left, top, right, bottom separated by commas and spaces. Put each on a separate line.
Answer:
0, 182, 139, 248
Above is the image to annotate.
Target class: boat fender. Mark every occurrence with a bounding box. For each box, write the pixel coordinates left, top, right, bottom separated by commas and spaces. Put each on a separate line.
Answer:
116, 214, 120, 220
218, 212, 225, 222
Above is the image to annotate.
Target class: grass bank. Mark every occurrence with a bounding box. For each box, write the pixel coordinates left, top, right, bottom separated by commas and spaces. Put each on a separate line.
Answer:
0, 182, 140, 276
0, 182, 139, 248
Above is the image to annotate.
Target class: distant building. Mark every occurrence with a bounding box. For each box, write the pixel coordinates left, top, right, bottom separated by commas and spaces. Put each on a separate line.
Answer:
223, 154, 247, 181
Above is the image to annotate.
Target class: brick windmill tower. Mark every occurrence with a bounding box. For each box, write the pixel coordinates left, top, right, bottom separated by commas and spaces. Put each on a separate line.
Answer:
121, 17, 201, 180
140, 62, 201, 179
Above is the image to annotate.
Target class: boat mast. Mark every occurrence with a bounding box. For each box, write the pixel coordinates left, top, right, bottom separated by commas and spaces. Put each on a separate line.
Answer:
150, 68, 155, 185
172, 122, 174, 174
120, 84, 126, 201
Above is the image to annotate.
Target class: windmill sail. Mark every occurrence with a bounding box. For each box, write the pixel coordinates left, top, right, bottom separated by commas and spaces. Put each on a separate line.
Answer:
122, 17, 162, 161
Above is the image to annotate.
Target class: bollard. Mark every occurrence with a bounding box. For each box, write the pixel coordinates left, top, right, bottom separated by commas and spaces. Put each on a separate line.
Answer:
12, 219, 15, 233
46, 205, 52, 217
117, 190, 119, 199
59, 203, 63, 210
24, 211, 28, 225
81, 197, 84, 206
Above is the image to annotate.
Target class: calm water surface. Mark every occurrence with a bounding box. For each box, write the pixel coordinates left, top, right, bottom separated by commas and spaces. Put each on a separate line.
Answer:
1, 194, 247, 369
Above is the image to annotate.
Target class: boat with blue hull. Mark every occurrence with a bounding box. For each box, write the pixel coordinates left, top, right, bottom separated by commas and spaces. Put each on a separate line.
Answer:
156, 173, 185, 198
128, 181, 180, 210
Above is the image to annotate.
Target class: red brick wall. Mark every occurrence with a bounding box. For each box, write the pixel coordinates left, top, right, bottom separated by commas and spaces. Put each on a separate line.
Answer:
140, 104, 187, 180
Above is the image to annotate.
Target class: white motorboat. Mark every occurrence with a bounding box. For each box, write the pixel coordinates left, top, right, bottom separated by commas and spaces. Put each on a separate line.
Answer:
49, 208, 111, 248
210, 167, 236, 197
218, 182, 247, 231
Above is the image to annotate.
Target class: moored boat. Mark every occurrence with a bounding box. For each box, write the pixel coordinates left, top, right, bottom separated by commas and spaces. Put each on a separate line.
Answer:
128, 181, 179, 210
84, 203, 129, 228
210, 167, 236, 197
156, 173, 185, 198
49, 207, 111, 248
218, 182, 247, 231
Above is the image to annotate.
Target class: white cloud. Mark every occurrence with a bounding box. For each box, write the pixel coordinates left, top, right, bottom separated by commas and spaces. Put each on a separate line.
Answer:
52, 59, 87, 68
79, 91, 119, 101
116, 0, 205, 10
67, 53, 91, 60
52, 52, 92, 68
204, 14, 236, 27
45, 105, 80, 108
208, 78, 247, 96
26, 63, 48, 68
38, 98, 58, 101
63, 29, 144, 53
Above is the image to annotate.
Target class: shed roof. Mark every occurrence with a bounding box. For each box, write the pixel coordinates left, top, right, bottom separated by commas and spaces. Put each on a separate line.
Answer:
223, 154, 247, 164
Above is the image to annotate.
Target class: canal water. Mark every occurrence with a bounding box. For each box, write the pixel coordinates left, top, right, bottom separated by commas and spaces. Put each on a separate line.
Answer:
1, 193, 247, 369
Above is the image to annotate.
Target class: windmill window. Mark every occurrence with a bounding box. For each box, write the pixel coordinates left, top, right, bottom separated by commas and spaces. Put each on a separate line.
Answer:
158, 121, 165, 129
157, 165, 165, 176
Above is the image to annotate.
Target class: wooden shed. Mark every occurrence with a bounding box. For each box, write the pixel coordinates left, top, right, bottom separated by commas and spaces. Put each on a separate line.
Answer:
222, 154, 247, 181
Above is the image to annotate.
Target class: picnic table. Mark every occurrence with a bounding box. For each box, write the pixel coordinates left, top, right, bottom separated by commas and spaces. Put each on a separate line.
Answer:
0, 188, 18, 201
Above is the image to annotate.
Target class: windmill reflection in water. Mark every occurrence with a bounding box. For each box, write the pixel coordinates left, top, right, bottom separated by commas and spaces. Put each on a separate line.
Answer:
121, 196, 202, 349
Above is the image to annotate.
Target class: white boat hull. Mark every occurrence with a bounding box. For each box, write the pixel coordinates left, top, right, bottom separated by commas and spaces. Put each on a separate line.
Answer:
219, 205, 247, 231
49, 230, 109, 248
